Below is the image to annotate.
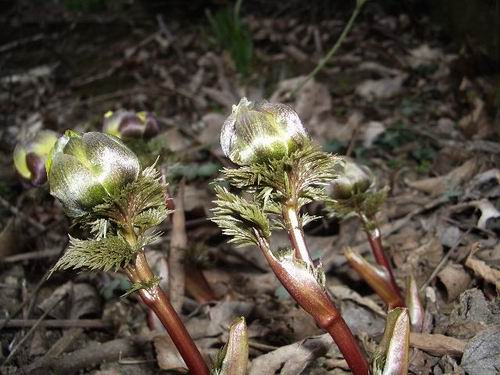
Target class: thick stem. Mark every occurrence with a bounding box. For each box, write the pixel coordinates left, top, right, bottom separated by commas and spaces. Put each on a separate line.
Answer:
253, 229, 369, 375
128, 252, 209, 375
322, 315, 370, 375
282, 201, 314, 266
138, 286, 209, 375
361, 219, 404, 307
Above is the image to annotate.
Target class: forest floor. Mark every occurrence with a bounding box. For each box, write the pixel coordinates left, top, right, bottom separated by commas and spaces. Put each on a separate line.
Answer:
0, 2, 499, 374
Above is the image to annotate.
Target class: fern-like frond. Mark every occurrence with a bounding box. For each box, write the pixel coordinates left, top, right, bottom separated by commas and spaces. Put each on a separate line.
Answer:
90, 165, 169, 233
134, 207, 170, 230
211, 185, 270, 247
326, 187, 388, 221
51, 235, 137, 274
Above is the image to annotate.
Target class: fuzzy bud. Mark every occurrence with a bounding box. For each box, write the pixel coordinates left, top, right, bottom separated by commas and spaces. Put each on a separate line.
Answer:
13, 130, 58, 186
103, 110, 159, 140
329, 157, 373, 200
220, 98, 308, 165
46, 131, 140, 217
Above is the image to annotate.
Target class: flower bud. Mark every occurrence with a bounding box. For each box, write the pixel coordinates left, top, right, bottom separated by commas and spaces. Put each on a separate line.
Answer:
13, 130, 58, 186
103, 110, 159, 140
328, 157, 373, 200
220, 98, 308, 165
46, 131, 141, 216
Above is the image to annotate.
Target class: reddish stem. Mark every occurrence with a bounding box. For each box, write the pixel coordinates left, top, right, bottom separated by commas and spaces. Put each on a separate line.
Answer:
365, 226, 404, 307
138, 286, 209, 375
253, 229, 370, 375
323, 315, 371, 375
128, 253, 209, 375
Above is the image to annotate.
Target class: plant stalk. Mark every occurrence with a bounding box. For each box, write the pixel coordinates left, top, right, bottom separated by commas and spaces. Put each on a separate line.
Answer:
125, 252, 209, 375
364, 225, 404, 307
253, 229, 369, 375
282, 201, 314, 266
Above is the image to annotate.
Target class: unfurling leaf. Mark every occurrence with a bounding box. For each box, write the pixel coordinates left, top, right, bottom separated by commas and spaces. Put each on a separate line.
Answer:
344, 247, 402, 308
373, 307, 410, 375
405, 274, 425, 332
212, 317, 248, 375
211, 185, 271, 246
51, 235, 137, 274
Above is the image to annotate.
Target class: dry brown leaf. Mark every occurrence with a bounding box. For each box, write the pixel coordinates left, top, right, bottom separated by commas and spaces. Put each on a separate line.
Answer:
406, 159, 478, 196
437, 264, 472, 302
249, 334, 331, 375
355, 74, 407, 100
406, 44, 443, 68
329, 285, 386, 317
470, 200, 500, 230
458, 97, 494, 139
465, 252, 500, 291
410, 332, 466, 357
154, 334, 187, 372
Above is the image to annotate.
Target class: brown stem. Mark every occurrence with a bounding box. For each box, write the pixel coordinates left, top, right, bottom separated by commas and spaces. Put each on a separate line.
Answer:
282, 201, 314, 266
128, 252, 209, 375
362, 220, 404, 307
253, 229, 369, 375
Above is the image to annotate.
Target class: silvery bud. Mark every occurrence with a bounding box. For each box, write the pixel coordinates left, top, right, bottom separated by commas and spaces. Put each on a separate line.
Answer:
220, 98, 308, 165
13, 130, 58, 186
103, 110, 159, 140
328, 157, 373, 200
46, 131, 141, 217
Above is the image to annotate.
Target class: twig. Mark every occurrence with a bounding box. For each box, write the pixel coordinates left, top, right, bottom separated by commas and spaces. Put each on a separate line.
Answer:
169, 181, 187, 312
290, 0, 366, 96
0, 319, 113, 329
2, 292, 66, 365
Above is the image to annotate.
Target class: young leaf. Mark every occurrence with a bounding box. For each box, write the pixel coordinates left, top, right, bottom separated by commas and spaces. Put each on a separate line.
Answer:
372, 307, 410, 375
344, 247, 402, 308
406, 274, 425, 332
211, 317, 248, 375
51, 235, 136, 274
211, 185, 271, 246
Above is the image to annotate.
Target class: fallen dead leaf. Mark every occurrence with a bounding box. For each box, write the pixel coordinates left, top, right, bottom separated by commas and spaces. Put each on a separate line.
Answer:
465, 251, 500, 291
355, 74, 407, 100
437, 263, 472, 302
406, 159, 478, 196
249, 334, 331, 375
410, 332, 466, 357
470, 200, 500, 230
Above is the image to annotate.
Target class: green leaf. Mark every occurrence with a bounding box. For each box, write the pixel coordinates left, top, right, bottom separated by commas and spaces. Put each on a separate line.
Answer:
51, 235, 137, 274
211, 185, 271, 247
